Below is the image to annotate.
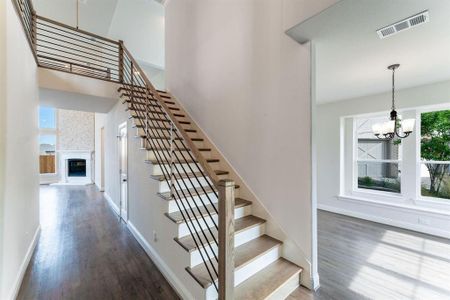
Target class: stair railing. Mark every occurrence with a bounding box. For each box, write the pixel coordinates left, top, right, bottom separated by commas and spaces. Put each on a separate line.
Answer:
13, 0, 235, 297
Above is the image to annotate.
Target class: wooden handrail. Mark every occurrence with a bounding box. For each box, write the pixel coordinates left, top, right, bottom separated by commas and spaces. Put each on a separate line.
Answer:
121, 45, 221, 187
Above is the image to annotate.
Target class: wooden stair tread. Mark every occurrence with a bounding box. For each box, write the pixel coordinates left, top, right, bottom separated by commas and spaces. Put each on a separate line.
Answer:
174, 215, 266, 252
234, 258, 302, 300
186, 235, 282, 288
150, 170, 228, 181
165, 198, 251, 224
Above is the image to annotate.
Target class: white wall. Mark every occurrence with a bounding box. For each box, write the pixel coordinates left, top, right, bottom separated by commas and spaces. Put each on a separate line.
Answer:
317, 80, 450, 238
0, 1, 40, 299
40, 88, 117, 113
39, 68, 119, 100
0, 0, 6, 295
165, 0, 338, 288
94, 113, 107, 191
108, 0, 165, 69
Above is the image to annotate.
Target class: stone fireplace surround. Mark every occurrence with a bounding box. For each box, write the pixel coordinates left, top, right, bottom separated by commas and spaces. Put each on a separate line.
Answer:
56, 150, 93, 185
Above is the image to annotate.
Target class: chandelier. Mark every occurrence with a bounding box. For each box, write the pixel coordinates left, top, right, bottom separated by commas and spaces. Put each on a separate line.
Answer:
372, 64, 415, 140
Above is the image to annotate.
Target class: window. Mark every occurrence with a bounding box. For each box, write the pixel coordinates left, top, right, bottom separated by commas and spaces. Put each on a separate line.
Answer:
355, 117, 401, 193
39, 107, 57, 174
420, 109, 450, 200
39, 106, 56, 129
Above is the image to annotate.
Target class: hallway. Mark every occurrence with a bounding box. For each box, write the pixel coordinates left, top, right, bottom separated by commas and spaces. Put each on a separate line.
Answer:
17, 185, 179, 300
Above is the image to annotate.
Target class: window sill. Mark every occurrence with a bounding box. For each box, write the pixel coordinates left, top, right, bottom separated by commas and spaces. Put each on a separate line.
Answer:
337, 194, 450, 217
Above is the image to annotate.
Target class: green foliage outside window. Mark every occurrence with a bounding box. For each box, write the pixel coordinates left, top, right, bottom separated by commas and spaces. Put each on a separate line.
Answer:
421, 110, 450, 199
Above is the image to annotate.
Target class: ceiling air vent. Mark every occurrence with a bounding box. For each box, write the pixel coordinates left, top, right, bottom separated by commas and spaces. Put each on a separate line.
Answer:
377, 10, 429, 39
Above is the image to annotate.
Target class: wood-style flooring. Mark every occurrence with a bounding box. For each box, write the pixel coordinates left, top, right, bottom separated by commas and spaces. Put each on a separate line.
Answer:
17, 185, 180, 300
288, 210, 450, 300
17, 185, 450, 300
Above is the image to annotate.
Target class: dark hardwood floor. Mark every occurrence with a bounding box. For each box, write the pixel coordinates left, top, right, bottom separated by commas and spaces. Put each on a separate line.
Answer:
17, 185, 180, 300
289, 210, 450, 300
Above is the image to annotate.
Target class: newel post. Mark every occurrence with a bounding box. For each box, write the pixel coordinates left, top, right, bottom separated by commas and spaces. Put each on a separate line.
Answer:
218, 179, 235, 300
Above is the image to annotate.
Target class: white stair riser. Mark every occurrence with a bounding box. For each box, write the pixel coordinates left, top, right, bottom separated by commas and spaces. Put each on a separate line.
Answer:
189, 220, 264, 267
167, 192, 218, 213
203, 245, 280, 300
234, 246, 280, 286
177, 206, 251, 238
159, 177, 212, 193
151, 162, 203, 176
147, 150, 211, 161
266, 272, 301, 300
137, 127, 195, 138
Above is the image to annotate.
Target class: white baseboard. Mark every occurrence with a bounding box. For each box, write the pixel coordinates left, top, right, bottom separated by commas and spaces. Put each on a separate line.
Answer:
127, 222, 194, 300
8, 225, 41, 300
318, 203, 450, 239
104, 192, 119, 215
94, 182, 105, 192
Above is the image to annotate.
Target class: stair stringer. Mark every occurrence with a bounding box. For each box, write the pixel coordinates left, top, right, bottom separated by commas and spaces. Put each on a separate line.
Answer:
163, 92, 312, 289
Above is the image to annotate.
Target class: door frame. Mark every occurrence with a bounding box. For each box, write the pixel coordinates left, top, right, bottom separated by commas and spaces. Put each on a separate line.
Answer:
118, 122, 128, 222
100, 126, 105, 191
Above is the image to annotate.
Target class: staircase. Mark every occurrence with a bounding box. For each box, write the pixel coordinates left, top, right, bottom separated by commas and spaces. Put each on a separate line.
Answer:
13, 0, 303, 298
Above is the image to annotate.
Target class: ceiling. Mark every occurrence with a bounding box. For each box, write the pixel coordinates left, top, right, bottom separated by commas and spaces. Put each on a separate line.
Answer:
286, 0, 450, 104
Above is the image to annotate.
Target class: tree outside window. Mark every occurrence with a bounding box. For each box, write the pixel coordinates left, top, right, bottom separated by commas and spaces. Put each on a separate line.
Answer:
420, 109, 450, 200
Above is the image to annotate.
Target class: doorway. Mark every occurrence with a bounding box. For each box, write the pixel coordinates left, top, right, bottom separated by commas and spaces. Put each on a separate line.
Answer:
118, 122, 128, 222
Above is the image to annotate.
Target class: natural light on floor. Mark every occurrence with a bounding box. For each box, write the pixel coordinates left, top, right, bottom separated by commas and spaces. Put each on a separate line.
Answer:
349, 230, 450, 299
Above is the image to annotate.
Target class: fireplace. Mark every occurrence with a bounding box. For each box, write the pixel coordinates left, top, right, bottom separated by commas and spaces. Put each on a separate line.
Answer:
68, 159, 86, 177
55, 150, 93, 185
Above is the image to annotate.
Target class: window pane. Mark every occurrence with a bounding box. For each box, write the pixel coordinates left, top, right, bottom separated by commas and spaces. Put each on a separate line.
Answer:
421, 163, 450, 200
40, 135, 56, 174
420, 110, 450, 163
39, 107, 56, 129
420, 109, 450, 200
357, 161, 401, 193
356, 117, 400, 160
